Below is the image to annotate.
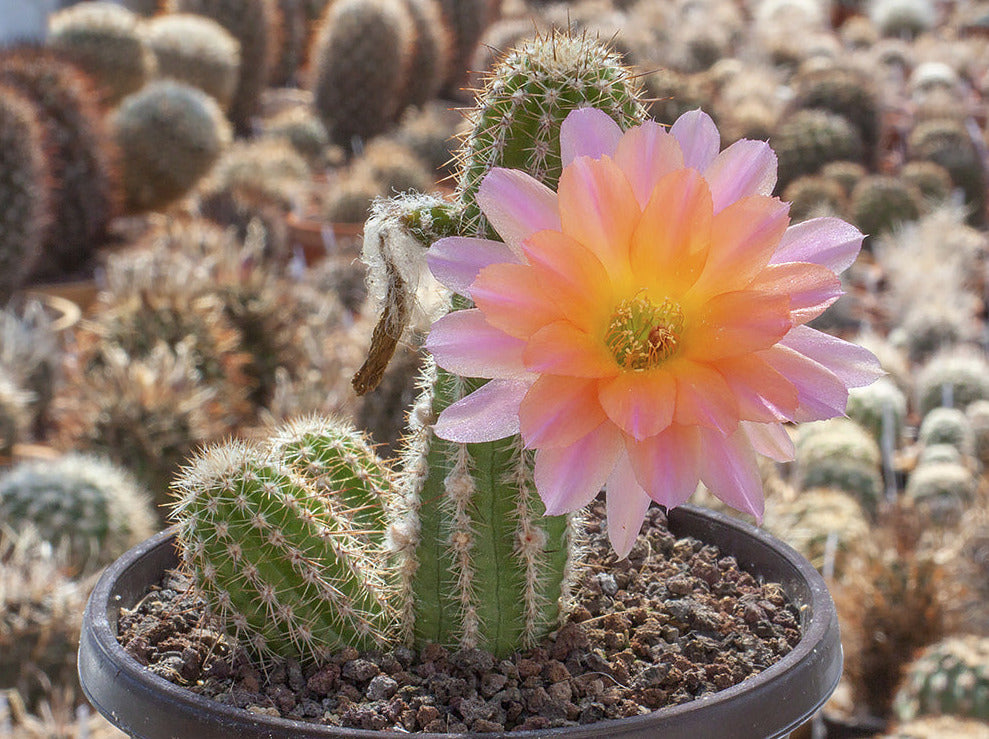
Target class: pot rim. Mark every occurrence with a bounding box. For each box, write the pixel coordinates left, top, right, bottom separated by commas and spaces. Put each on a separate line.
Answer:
80, 504, 841, 739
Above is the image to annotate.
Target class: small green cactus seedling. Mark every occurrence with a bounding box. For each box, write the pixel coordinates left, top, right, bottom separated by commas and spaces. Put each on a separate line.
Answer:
918, 407, 975, 458
917, 350, 989, 417
846, 377, 908, 447
772, 109, 865, 191
47, 2, 155, 105
309, 0, 416, 147
849, 175, 923, 238
905, 461, 977, 527
795, 418, 885, 518
143, 14, 242, 112
893, 635, 989, 721
0, 85, 49, 300
113, 80, 232, 213
170, 419, 398, 663
0, 453, 157, 574
166, 0, 280, 134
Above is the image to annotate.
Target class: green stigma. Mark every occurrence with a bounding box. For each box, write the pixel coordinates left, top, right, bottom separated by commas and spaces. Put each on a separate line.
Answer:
605, 295, 684, 371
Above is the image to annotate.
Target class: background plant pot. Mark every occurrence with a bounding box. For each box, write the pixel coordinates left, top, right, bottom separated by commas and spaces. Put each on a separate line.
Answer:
79, 506, 842, 739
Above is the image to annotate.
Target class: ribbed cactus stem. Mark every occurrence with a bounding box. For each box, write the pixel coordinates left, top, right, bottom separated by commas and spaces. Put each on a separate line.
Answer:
172, 435, 397, 663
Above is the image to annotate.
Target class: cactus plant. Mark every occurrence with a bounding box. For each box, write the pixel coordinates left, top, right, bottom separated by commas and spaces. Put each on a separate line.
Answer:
905, 461, 977, 527
794, 419, 885, 518
113, 80, 231, 212
0, 453, 156, 574
353, 139, 434, 195
902, 160, 954, 205
46, 2, 155, 105
170, 421, 398, 663
908, 118, 987, 226
393, 102, 463, 181
435, 0, 496, 95
322, 173, 382, 224
916, 350, 989, 417
965, 400, 989, 468
309, 0, 415, 148
846, 376, 908, 447
772, 109, 865, 191
791, 66, 881, 162
820, 160, 867, 197
0, 84, 49, 299
402, 0, 452, 109
0, 48, 119, 278
166, 0, 279, 134
782, 175, 847, 222
143, 14, 241, 112
918, 407, 975, 457
849, 175, 923, 238
261, 107, 330, 167
893, 635, 989, 721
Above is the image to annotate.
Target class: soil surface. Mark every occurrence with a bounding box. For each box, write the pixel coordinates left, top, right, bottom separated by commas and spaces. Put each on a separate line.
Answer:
118, 504, 801, 733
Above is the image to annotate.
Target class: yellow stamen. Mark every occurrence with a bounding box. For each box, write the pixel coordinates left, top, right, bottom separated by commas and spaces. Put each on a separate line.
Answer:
605, 296, 684, 370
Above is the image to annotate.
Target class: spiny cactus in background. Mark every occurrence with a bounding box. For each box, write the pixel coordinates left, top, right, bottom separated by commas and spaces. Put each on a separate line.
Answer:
642, 69, 715, 128
772, 109, 865, 192
902, 160, 954, 205
53, 342, 229, 509
469, 18, 539, 88
143, 14, 241, 113
46, 2, 154, 106
0, 48, 120, 279
402, 0, 452, 109
869, 0, 937, 38
170, 419, 399, 663
201, 138, 310, 215
393, 102, 463, 181
0, 454, 156, 574
916, 350, 989, 417
893, 635, 989, 721
166, 0, 280, 134
791, 66, 880, 162
0, 369, 31, 457
322, 173, 382, 224
940, 506, 989, 637
846, 376, 908, 447
905, 460, 977, 527
782, 175, 847, 222
435, 0, 497, 96
849, 175, 923, 238
0, 85, 49, 300
271, 0, 308, 87
908, 117, 987, 226
820, 160, 867, 197
0, 530, 86, 711
261, 107, 330, 168
918, 407, 975, 458
966, 400, 989, 467
763, 488, 875, 580
309, 0, 416, 148
113, 80, 232, 213
794, 418, 885, 518
353, 139, 434, 195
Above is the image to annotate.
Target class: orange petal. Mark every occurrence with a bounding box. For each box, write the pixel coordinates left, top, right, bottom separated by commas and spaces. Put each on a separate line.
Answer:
557, 155, 640, 284
748, 262, 843, 324
523, 321, 619, 378
598, 371, 676, 440
674, 360, 740, 433
686, 289, 792, 361
715, 354, 799, 422
522, 229, 613, 333
519, 375, 608, 448
612, 121, 685, 207
472, 262, 562, 340
629, 168, 713, 296
690, 195, 790, 299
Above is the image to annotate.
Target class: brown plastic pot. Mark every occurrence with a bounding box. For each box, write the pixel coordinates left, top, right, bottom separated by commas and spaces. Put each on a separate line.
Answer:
79, 505, 842, 738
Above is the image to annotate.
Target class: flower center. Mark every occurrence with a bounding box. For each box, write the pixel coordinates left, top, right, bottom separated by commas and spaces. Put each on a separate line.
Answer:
605, 296, 684, 371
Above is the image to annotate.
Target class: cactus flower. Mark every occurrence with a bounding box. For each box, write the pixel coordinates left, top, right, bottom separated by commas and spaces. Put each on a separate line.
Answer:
426, 108, 882, 556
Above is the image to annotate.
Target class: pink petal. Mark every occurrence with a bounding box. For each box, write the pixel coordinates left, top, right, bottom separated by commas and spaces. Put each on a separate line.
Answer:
771, 217, 864, 274
674, 361, 741, 433
606, 458, 654, 558
749, 262, 842, 324
697, 427, 765, 521
477, 168, 561, 251
626, 425, 703, 508
519, 375, 608, 449
740, 421, 795, 462
613, 120, 684, 208
523, 321, 618, 378
426, 309, 531, 380
704, 139, 778, 214
670, 110, 720, 172
534, 423, 623, 515
598, 371, 676, 440
715, 355, 799, 423
561, 107, 623, 166
779, 325, 883, 388
428, 237, 520, 296
433, 379, 529, 443
760, 344, 850, 423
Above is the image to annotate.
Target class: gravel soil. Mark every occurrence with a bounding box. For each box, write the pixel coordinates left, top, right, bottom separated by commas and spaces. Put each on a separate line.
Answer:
118, 504, 801, 733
